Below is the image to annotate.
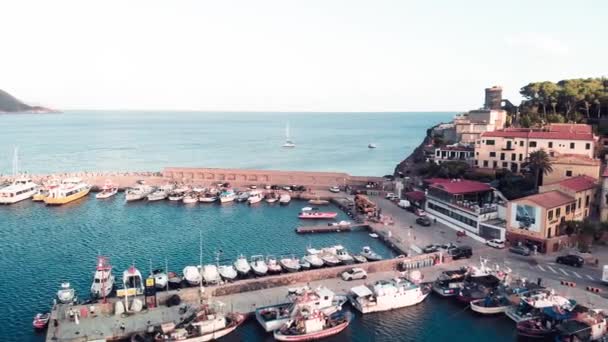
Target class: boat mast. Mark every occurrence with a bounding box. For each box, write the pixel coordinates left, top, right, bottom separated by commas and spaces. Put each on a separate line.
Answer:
12, 147, 19, 177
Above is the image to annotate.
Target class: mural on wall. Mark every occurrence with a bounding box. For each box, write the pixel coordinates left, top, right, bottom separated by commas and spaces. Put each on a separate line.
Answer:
511, 203, 541, 232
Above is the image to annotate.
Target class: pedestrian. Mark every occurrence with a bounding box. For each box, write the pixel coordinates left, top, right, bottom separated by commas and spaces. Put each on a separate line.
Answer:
120, 322, 126, 331
433, 218, 437, 225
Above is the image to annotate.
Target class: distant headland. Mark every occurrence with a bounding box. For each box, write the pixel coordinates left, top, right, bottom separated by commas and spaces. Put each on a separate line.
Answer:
0, 89, 59, 113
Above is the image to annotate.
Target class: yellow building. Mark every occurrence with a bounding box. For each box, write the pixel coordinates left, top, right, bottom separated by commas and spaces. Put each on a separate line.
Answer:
544, 153, 600, 185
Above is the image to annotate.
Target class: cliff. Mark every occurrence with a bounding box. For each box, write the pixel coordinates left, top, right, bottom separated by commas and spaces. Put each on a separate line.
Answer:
393, 124, 437, 177
0, 89, 55, 113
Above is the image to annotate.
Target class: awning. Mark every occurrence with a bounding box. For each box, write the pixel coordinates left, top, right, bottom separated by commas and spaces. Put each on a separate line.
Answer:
350, 285, 373, 298
405, 191, 425, 202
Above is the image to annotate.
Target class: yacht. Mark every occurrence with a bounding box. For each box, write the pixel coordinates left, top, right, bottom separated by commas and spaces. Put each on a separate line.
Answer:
248, 191, 263, 204
0, 177, 38, 204
183, 266, 202, 286
360, 246, 382, 261
122, 265, 145, 295
95, 180, 118, 199
125, 181, 153, 202
202, 264, 222, 284
57, 282, 76, 304
218, 265, 238, 282
282, 122, 296, 148
279, 193, 291, 205
90, 256, 114, 298
250, 255, 268, 276
234, 255, 251, 276
44, 178, 90, 205
219, 189, 236, 203
349, 277, 430, 313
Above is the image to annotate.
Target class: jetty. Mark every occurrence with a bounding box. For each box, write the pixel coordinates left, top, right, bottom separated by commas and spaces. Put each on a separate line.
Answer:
295, 223, 367, 234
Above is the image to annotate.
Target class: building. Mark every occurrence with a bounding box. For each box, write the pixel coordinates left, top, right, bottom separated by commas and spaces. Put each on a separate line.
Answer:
424, 178, 506, 241
539, 175, 598, 220
475, 123, 597, 175
484, 86, 503, 110
544, 153, 600, 185
433, 145, 475, 165
454, 109, 508, 144
601, 169, 608, 221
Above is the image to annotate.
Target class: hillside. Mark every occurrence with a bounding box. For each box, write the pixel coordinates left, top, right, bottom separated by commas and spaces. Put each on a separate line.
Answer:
0, 89, 54, 113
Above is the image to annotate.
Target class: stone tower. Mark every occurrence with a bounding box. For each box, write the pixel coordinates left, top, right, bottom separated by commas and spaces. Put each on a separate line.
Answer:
484, 86, 503, 110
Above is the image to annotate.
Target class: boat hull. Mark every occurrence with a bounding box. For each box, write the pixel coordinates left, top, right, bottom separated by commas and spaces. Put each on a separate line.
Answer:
273, 320, 349, 341
44, 188, 90, 205
350, 292, 429, 314
470, 300, 510, 314
95, 190, 117, 199
0, 189, 38, 204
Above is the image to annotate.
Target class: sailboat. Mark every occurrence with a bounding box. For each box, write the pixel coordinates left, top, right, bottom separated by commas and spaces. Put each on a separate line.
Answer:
282, 123, 296, 148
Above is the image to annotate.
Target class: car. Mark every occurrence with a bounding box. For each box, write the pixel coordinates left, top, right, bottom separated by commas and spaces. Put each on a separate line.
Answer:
413, 208, 426, 217
556, 254, 584, 268
341, 268, 368, 281
486, 239, 505, 249
416, 217, 432, 226
423, 244, 440, 253
385, 192, 396, 199
449, 246, 473, 260
440, 243, 457, 251
509, 245, 531, 256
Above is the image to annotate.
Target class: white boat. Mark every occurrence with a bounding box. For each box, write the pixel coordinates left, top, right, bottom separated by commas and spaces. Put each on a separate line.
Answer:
307, 247, 339, 267
369, 233, 379, 238
368, 143, 377, 149
183, 266, 202, 286
199, 194, 217, 203
123, 265, 145, 295
125, 181, 153, 202
349, 276, 430, 313
280, 255, 301, 273
90, 256, 114, 298
274, 309, 349, 341
236, 191, 250, 202
168, 189, 186, 201
328, 186, 340, 193
470, 295, 513, 314
505, 289, 575, 323
267, 255, 282, 274
219, 190, 236, 203
361, 246, 382, 261
44, 178, 91, 205
0, 176, 38, 204
302, 253, 324, 268
282, 122, 296, 148
234, 255, 251, 276
183, 193, 199, 204
265, 192, 278, 203
333, 245, 355, 264
279, 193, 291, 205
255, 286, 346, 333
248, 191, 263, 204
250, 255, 268, 276
147, 188, 169, 201
353, 254, 367, 263
202, 264, 222, 284
95, 180, 118, 199
218, 265, 238, 282
57, 282, 76, 304
151, 269, 168, 289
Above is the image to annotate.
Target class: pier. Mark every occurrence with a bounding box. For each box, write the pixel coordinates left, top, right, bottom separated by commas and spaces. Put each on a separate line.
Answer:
295, 223, 367, 234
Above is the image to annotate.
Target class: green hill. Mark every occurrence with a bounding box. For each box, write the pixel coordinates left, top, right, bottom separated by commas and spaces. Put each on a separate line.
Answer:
0, 89, 53, 112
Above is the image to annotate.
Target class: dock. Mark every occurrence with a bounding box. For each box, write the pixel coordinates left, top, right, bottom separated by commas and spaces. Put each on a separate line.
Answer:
295, 223, 367, 234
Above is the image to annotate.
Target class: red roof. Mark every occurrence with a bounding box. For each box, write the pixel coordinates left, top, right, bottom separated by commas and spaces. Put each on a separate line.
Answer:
404, 191, 425, 202
520, 190, 575, 209
481, 124, 594, 141
430, 179, 492, 195
547, 175, 597, 192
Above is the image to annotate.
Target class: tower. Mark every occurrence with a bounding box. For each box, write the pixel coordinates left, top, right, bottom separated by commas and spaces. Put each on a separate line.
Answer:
600, 169, 608, 221
484, 86, 503, 110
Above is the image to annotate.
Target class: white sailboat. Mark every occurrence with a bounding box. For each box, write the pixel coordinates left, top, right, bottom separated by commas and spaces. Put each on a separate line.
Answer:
282, 123, 295, 148
0, 148, 39, 204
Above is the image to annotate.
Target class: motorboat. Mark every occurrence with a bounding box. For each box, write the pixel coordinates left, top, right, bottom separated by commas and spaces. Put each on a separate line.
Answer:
302, 253, 324, 268
274, 310, 349, 341
349, 276, 430, 313
307, 247, 340, 267
250, 255, 268, 277
168, 272, 183, 289
44, 178, 90, 205
248, 191, 263, 204
183, 266, 202, 286
90, 256, 114, 298
155, 303, 245, 342
333, 245, 355, 264
267, 255, 283, 274
255, 286, 347, 332
470, 295, 513, 314
168, 189, 186, 201
0, 177, 38, 204
360, 246, 382, 261
368, 143, 377, 149
183, 193, 199, 204
280, 255, 302, 273
199, 193, 217, 203
234, 255, 251, 276
265, 192, 278, 203
353, 254, 367, 263
123, 265, 145, 295
329, 220, 351, 227
431, 268, 468, 297
33, 313, 50, 330
57, 282, 76, 304
218, 265, 238, 282
282, 122, 296, 148
151, 269, 168, 289
299, 258, 311, 270
279, 193, 291, 205
298, 207, 337, 219
125, 181, 153, 202
95, 180, 118, 199
369, 233, 379, 238
236, 191, 250, 202
147, 187, 170, 201
202, 264, 222, 284
328, 186, 340, 193
506, 289, 576, 323
219, 190, 236, 203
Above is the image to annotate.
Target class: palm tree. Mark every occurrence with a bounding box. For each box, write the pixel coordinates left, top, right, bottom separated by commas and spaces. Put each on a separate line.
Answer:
524, 149, 553, 190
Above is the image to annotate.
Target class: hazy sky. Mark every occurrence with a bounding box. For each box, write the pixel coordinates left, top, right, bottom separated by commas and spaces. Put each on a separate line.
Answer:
2, 0, 606, 111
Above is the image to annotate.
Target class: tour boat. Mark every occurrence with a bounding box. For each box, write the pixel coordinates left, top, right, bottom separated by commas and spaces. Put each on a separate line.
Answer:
431, 268, 467, 297
349, 276, 430, 314
202, 264, 222, 284
470, 295, 513, 314
57, 282, 76, 304
90, 256, 114, 298
328, 186, 340, 193
125, 181, 154, 202
298, 208, 337, 219
183, 193, 199, 204
282, 123, 296, 148
123, 265, 145, 295
218, 265, 238, 282
234, 255, 251, 276
333, 245, 355, 264
250, 255, 269, 276
155, 304, 245, 342
267, 255, 283, 274
183, 266, 202, 286
151, 269, 168, 289
302, 253, 324, 268
219, 190, 236, 203
274, 310, 349, 341
248, 191, 263, 204
360, 246, 382, 261
280, 255, 301, 273
32, 313, 50, 330
95, 180, 118, 199
255, 286, 346, 332
44, 178, 90, 205
279, 193, 291, 205
506, 289, 576, 323
0, 177, 38, 204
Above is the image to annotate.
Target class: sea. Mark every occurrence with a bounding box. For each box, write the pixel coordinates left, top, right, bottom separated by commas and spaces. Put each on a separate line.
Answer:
0, 111, 517, 341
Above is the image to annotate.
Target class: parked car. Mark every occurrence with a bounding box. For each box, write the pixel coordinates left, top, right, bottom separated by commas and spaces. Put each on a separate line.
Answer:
449, 246, 473, 260
398, 200, 410, 209
486, 239, 505, 249
416, 217, 432, 226
423, 244, 440, 253
440, 243, 457, 251
341, 268, 368, 281
385, 192, 396, 199
509, 245, 531, 256
556, 254, 584, 268
413, 208, 426, 217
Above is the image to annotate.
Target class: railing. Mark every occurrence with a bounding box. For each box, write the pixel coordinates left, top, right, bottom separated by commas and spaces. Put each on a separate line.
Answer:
427, 194, 498, 215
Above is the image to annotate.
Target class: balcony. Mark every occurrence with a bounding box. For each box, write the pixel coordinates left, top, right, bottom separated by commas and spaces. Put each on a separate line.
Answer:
427, 194, 498, 215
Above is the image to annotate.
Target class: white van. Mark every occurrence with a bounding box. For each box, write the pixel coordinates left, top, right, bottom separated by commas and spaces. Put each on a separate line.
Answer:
398, 199, 410, 209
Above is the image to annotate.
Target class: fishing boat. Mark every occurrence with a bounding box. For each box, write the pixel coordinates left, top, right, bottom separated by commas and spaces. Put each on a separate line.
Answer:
282, 122, 296, 148
234, 255, 251, 276
349, 276, 430, 313
202, 265, 222, 284
302, 253, 324, 268
123, 265, 145, 295
250, 255, 269, 277
168, 189, 186, 201
506, 289, 576, 323
280, 255, 302, 273
279, 193, 291, 205
555, 307, 607, 341
236, 191, 250, 202
0, 177, 38, 204
95, 180, 118, 199
298, 207, 337, 219
199, 193, 218, 203
183, 193, 199, 204
151, 269, 168, 289
274, 310, 349, 341
183, 266, 202, 286
431, 268, 467, 297
125, 181, 154, 202
148, 187, 170, 201
360, 246, 382, 261
155, 303, 245, 342
57, 282, 76, 304
219, 189, 236, 203
516, 303, 577, 339
32, 313, 50, 330
255, 286, 347, 333
44, 178, 90, 205
333, 245, 355, 264
248, 191, 263, 204
218, 265, 238, 282
353, 254, 367, 263
90, 256, 114, 298
470, 295, 513, 314
267, 255, 283, 274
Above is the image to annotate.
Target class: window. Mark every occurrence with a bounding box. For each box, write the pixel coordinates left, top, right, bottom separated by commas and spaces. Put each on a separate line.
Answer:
476, 152, 479, 156
519, 154, 523, 161
585, 195, 590, 207
566, 170, 572, 177
486, 140, 495, 145
519, 141, 524, 147
570, 142, 575, 149
578, 198, 582, 208
548, 210, 553, 220
566, 204, 570, 214
529, 141, 537, 147
489, 152, 496, 157
502, 162, 508, 168
483, 160, 488, 167
493, 161, 498, 168
474, 160, 478, 166
511, 153, 516, 161
436, 150, 441, 156
550, 152, 555, 157
586, 143, 591, 150
573, 201, 577, 210
548, 227, 552, 238
548, 142, 553, 148
556, 208, 561, 217
500, 153, 505, 161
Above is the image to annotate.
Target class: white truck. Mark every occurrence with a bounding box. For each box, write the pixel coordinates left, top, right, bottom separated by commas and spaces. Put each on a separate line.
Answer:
602, 265, 608, 284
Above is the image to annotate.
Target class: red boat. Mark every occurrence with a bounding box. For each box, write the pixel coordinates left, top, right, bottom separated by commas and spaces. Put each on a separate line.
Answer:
33, 313, 50, 329
298, 211, 338, 219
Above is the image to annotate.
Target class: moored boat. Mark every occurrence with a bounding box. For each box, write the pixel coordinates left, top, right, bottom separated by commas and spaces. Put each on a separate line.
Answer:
308, 198, 329, 205
279, 193, 291, 205
236, 191, 250, 202
44, 178, 90, 205
274, 310, 349, 341
151, 269, 168, 289
168, 272, 182, 289
219, 189, 236, 203
32, 313, 50, 330
360, 246, 382, 261
250, 255, 268, 276
302, 253, 324, 268
90, 256, 114, 298
280, 255, 302, 273
555, 307, 607, 341
125, 181, 154, 202
183, 266, 202, 286
298, 208, 337, 219
333, 245, 354, 264
183, 193, 199, 204
57, 282, 76, 304
202, 264, 222, 284
0, 177, 38, 204
248, 191, 263, 204
353, 254, 367, 263
267, 255, 283, 274
95, 180, 118, 199
349, 275, 430, 314
431, 268, 467, 297
123, 265, 145, 295
218, 265, 238, 282
234, 254, 251, 276
470, 295, 512, 314
505, 289, 576, 323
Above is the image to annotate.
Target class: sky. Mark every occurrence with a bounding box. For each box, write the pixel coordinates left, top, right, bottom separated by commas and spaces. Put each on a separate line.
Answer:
2, 0, 607, 112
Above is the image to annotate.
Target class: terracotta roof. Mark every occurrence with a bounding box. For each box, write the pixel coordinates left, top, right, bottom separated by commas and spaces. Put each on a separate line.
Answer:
519, 190, 575, 209
548, 123, 592, 133
550, 154, 600, 166
430, 180, 492, 195
547, 175, 597, 192
481, 124, 594, 141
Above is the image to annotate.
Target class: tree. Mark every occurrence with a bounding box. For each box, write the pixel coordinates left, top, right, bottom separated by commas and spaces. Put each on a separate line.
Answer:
523, 149, 553, 190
